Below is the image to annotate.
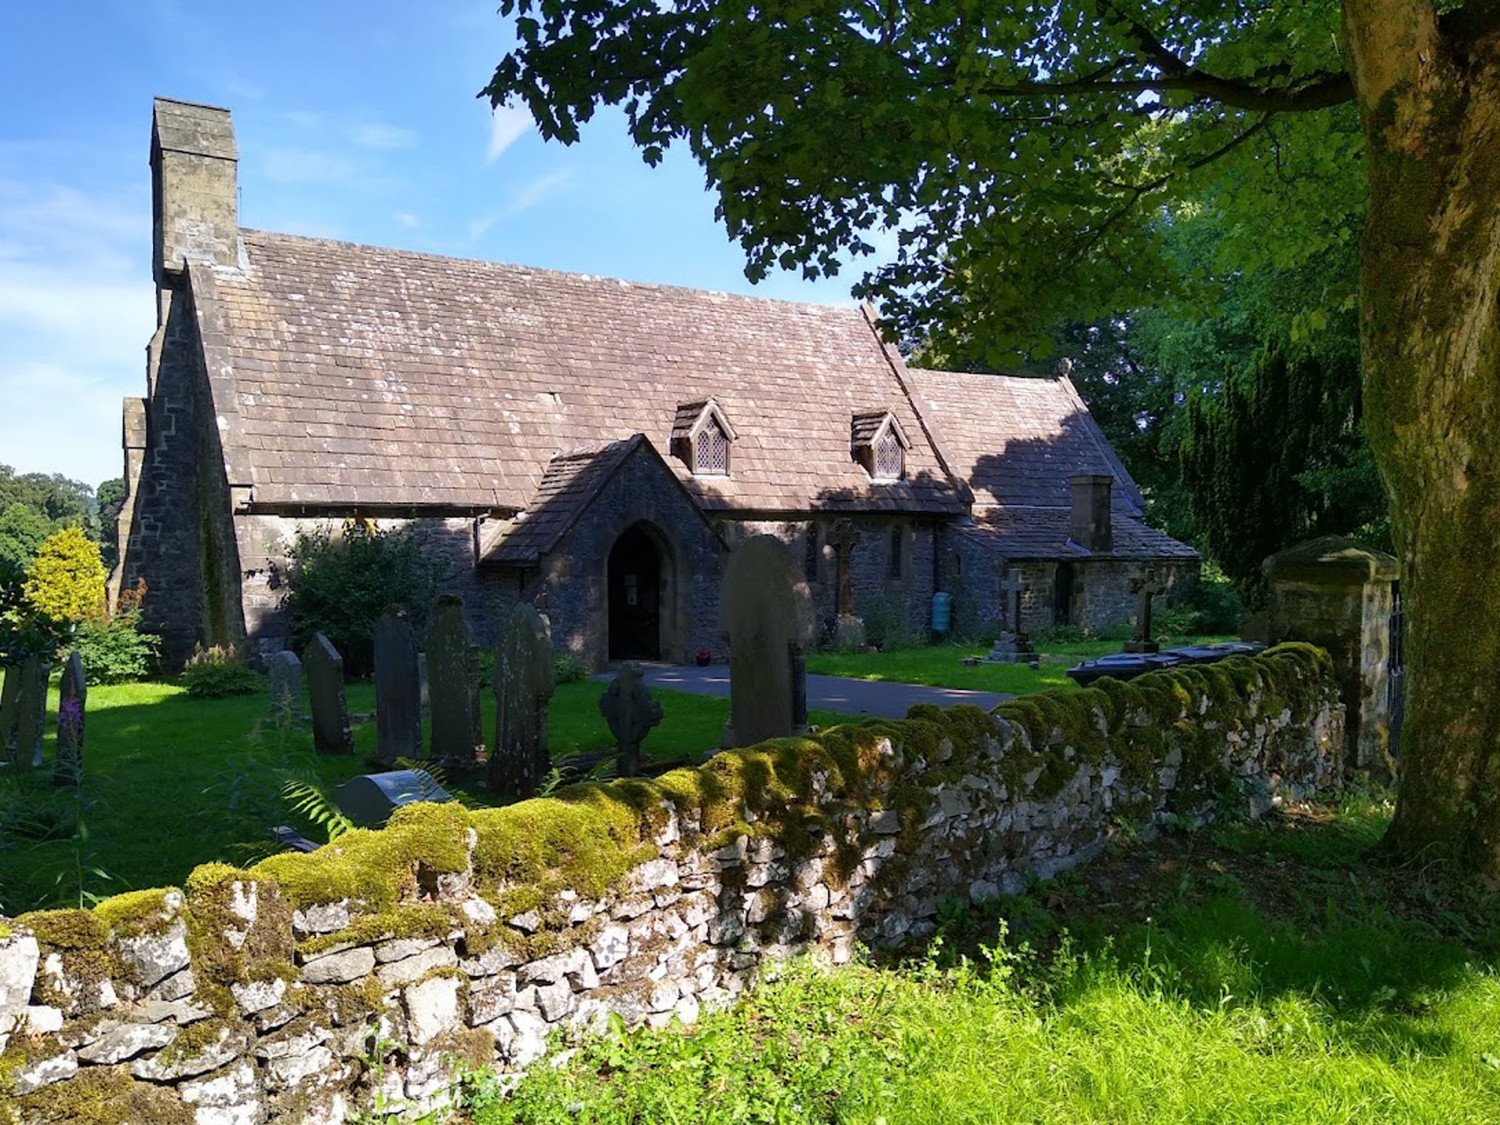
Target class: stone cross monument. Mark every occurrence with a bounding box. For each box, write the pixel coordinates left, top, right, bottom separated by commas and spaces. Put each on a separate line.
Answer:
984, 569, 1038, 666
599, 663, 664, 777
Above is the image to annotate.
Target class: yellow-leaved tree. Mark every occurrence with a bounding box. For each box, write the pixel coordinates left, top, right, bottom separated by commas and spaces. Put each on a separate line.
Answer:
24, 527, 107, 625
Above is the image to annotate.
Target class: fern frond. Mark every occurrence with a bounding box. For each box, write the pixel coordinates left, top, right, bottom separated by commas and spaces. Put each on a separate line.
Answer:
279, 777, 354, 842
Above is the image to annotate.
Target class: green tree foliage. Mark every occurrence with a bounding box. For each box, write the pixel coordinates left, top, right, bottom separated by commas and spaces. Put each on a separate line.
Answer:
487, 1, 1500, 875
0, 560, 64, 665
0, 505, 55, 573
23, 527, 108, 625
281, 523, 449, 676
95, 478, 127, 573
1182, 341, 1387, 603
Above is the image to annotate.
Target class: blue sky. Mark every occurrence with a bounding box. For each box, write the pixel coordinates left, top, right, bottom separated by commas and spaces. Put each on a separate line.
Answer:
0, 1, 874, 487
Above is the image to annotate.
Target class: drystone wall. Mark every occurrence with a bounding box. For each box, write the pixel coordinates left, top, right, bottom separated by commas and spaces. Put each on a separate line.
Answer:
0, 645, 1343, 1124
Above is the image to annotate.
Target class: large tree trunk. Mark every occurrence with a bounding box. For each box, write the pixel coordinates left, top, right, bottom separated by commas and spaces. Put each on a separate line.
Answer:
1349, 3, 1500, 879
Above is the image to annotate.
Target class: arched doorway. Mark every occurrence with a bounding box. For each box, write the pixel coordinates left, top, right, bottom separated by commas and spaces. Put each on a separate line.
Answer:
608, 524, 664, 660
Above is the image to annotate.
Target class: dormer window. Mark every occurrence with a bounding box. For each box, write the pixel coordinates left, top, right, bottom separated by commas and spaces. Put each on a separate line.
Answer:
851, 409, 910, 482
672, 398, 736, 477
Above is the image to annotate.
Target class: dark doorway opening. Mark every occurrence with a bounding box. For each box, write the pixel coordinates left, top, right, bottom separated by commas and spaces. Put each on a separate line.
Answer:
1053, 563, 1075, 626
608, 524, 662, 660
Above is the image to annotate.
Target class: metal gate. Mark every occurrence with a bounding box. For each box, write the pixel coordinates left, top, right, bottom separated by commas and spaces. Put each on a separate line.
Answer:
1388, 581, 1405, 754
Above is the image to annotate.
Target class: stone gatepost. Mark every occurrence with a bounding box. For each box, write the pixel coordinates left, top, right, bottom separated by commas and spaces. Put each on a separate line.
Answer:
1263, 536, 1400, 781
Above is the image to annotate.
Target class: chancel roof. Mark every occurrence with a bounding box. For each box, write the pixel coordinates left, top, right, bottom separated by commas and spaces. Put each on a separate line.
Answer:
914, 368, 1195, 561
197, 231, 966, 515
913, 369, 1146, 513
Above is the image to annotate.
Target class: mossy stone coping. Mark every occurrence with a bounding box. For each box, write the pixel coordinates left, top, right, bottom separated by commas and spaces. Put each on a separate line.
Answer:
1263, 536, 1399, 585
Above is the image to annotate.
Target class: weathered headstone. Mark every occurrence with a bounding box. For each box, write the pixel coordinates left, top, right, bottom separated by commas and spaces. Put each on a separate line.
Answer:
304, 633, 354, 756
720, 535, 814, 748
490, 603, 556, 798
0, 664, 19, 766
1124, 570, 1167, 655
425, 595, 483, 768
11, 655, 49, 771
599, 663, 663, 776
984, 569, 1038, 666
266, 650, 302, 727
53, 652, 86, 787
373, 607, 422, 767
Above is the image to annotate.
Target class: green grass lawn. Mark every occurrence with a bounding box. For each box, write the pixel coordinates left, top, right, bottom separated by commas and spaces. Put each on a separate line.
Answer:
806, 634, 1233, 695
466, 795, 1500, 1125
0, 678, 849, 915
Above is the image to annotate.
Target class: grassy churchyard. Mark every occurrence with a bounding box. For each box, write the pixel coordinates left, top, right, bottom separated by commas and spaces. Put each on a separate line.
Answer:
0, 676, 852, 916
807, 632, 1233, 693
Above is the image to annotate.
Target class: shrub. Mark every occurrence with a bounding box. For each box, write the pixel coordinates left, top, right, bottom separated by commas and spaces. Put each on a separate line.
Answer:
23, 527, 107, 624
857, 590, 919, 650
71, 602, 160, 683
554, 652, 589, 684
180, 644, 264, 698
0, 558, 64, 665
281, 522, 449, 676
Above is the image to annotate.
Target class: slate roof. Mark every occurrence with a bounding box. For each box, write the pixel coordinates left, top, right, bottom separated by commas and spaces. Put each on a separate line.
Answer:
955, 510, 1200, 561
483, 438, 640, 565
912, 369, 1145, 512
914, 368, 1195, 561
195, 232, 966, 515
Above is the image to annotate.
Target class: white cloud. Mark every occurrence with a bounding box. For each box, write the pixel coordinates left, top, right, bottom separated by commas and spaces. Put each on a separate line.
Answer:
504, 170, 570, 217
487, 106, 533, 163
263, 148, 354, 184
351, 122, 418, 150
393, 212, 421, 229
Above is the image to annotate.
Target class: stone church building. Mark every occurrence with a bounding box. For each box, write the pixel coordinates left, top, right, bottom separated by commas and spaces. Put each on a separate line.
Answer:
117, 98, 1196, 669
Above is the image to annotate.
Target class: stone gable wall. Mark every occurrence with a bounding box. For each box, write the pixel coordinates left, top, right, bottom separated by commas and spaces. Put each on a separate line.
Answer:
0, 646, 1341, 1124
941, 531, 1199, 637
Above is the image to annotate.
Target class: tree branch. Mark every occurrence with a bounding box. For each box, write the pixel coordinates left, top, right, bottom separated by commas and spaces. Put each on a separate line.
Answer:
974, 70, 1352, 113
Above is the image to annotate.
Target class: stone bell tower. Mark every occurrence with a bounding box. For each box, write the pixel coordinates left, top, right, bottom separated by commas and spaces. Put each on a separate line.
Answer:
112, 99, 240, 668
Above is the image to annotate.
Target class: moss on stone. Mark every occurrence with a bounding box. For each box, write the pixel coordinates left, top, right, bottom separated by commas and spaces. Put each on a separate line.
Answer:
183, 865, 296, 1020
93, 888, 179, 940
15, 908, 108, 952
13, 1065, 193, 1125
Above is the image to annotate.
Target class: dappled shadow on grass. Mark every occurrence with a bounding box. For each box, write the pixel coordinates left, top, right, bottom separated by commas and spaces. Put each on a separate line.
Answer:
897, 799, 1499, 1075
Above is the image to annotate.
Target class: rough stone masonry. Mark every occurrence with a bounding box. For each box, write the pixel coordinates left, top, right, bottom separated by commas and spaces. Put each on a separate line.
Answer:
0, 646, 1343, 1124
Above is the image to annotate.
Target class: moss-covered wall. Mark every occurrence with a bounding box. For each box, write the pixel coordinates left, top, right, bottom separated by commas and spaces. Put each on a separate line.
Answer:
0, 645, 1343, 1124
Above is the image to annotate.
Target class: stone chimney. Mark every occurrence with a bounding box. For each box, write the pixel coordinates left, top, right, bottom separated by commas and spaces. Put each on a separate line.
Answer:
151, 97, 238, 283
1069, 473, 1114, 552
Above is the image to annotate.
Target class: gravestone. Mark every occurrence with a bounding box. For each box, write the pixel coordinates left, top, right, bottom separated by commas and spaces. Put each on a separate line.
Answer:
1124, 571, 1167, 654
720, 535, 814, 748
0, 664, 19, 765
373, 607, 422, 767
490, 603, 556, 798
266, 650, 302, 727
11, 655, 49, 771
53, 651, 86, 787
425, 595, 483, 768
304, 633, 354, 755
599, 663, 663, 776
417, 653, 430, 717
984, 569, 1038, 666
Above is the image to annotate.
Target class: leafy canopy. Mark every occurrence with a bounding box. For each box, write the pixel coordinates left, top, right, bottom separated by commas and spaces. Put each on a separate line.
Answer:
486, 0, 1363, 360
23, 527, 108, 626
